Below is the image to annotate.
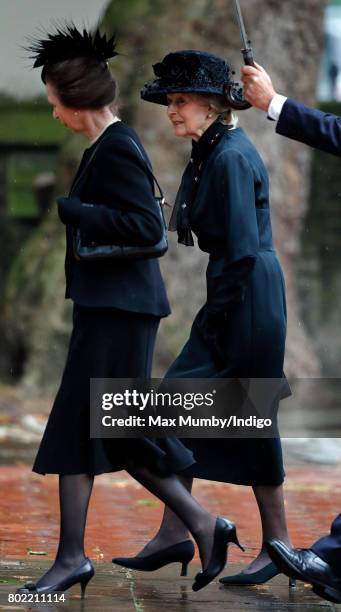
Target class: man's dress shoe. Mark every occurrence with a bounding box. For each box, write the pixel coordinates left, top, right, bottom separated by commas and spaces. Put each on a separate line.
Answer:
266, 539, 341, 604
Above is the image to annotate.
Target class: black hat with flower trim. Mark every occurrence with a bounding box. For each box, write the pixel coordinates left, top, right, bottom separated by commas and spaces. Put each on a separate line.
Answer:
141, 50, 234, 105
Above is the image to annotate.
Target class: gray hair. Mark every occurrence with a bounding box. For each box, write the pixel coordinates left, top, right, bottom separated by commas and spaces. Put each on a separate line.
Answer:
195, 93, 238, 128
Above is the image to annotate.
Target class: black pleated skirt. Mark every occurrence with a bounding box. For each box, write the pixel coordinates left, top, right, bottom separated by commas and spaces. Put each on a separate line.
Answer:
33, 304, 195, 476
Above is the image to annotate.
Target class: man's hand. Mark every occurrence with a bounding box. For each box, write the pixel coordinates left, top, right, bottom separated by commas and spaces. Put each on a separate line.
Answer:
241, 62, 276, 112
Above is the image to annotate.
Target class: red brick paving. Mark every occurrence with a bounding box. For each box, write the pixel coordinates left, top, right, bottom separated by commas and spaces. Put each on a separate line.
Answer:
0, 464, 340, 564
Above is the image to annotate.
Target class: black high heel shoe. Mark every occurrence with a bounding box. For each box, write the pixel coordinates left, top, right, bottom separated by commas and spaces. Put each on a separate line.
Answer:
192, 517, 244, 592
219, 561, 297, 587
16, 558, 94, 599
112, 540, 195, 576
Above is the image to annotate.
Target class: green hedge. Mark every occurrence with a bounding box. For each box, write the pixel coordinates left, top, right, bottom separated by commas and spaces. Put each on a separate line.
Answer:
0, 97, 66, 145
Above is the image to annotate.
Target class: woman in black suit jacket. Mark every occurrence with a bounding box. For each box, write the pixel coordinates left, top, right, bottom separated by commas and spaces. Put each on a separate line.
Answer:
17, 27, 244, 597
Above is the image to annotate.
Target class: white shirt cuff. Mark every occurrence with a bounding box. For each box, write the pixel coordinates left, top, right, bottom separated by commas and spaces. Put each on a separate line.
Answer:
268, 94, 288, 121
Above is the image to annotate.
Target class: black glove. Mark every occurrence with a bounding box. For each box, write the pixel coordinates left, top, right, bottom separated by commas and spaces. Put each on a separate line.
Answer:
57, 196, 82, 227
196, 308, 227, 364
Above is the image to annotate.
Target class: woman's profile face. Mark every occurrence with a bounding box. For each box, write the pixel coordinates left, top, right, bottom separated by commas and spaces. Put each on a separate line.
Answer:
166, 93, 214, 140
46, 82, 84, 133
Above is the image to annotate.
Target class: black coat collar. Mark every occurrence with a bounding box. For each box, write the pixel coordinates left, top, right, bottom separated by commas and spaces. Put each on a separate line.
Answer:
191, 120, 229, 166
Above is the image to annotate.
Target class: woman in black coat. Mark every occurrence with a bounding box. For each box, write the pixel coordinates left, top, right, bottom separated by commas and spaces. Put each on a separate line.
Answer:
17, 30, 244, 597
113, 50, 293, 586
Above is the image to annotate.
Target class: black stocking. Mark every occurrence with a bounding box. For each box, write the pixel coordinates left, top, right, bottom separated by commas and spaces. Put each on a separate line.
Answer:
128, 465, 216, 569
136, 475, 193, 557
36, 473, 94, 588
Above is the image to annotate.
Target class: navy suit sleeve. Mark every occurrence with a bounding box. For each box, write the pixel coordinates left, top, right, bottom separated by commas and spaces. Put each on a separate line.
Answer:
78, 137, 163, 247
277, 98, 341, 157
206, 149, 259, 316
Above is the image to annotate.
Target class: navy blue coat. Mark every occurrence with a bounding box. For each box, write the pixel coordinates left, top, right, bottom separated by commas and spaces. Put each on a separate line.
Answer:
277, 98, 341, 157
312, 514, 341, 577
169, 125, 287, 377
62, 122, 170, 317
165, 123, 287, 485
277, 97, 341, 575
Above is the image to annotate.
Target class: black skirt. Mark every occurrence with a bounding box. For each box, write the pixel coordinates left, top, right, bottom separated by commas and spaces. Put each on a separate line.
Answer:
33, 305, 195, 476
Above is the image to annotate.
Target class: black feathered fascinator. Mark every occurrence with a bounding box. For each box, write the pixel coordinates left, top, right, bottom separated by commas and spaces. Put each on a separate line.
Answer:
27, 24, 118, 68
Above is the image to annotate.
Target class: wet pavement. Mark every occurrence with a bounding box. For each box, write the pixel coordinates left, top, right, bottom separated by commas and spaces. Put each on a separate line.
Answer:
1, 384, 341, 609
0, 558, 337, 611
0, 464, 341, 610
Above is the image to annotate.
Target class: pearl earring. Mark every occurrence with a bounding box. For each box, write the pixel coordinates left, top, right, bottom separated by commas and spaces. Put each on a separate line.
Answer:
208, 113, 213, 118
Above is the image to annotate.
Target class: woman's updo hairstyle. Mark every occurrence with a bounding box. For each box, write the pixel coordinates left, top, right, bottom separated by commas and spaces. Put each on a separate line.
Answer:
27, 24, 119, 109
197, 93, 238, 128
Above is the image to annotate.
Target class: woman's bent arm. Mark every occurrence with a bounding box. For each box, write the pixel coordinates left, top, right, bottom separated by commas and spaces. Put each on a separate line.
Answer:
206, 149, 259, 316
64, 137, 163, 247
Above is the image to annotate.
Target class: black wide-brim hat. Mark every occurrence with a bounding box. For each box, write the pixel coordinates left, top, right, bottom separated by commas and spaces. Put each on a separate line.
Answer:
141, 50, 234, 106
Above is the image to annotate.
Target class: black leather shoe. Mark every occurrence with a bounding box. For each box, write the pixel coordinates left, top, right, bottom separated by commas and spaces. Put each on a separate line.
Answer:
266, 539, 341, 604
16, 558, 94, 599
113, 540, 195, 576
220, 561, 279, 585
192, 517, 244, 592
219, 561, 296, 587
312, 583, 341, 604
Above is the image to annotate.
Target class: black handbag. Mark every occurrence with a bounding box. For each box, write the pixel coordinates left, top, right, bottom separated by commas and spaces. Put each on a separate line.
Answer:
71, 134, 168, 261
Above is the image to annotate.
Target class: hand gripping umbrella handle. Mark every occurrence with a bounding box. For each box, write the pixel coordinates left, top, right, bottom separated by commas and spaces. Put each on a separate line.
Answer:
224, 0, 254, 110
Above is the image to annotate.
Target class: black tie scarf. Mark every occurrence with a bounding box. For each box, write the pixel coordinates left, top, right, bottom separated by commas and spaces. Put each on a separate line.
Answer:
169, 120, 230, 246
